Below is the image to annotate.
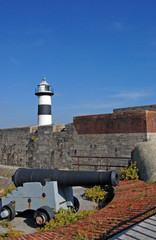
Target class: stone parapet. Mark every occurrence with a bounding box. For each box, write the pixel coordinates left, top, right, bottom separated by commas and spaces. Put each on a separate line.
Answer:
113, 104, 156, 113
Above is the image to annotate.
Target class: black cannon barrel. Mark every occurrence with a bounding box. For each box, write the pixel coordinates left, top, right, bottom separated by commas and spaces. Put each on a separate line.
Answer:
12, 168, 119, 187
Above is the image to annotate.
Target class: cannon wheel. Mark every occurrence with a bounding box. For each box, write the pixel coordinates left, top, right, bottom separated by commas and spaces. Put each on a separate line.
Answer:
34, 206, 54, 227
1, 203, 16, 220
72, 196, 80, 212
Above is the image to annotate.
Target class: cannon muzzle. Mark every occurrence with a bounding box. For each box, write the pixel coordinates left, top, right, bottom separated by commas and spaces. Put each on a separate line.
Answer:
12, 168, 119, 187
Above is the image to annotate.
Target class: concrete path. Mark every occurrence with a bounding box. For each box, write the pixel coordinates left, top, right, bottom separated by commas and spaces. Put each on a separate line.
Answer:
0, 186, 97, 234
109, 214, 156, 240
73, 186, 97, 211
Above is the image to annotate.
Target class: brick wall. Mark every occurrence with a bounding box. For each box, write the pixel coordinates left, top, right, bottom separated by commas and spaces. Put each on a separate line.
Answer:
73, 111, 148, 134
146, 111, 156, 132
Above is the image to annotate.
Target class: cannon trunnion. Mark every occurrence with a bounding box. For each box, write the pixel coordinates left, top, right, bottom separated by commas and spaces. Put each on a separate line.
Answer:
0, 168, 119, 226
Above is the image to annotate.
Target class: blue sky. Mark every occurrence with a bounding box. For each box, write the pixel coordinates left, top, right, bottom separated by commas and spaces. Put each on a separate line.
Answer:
0, 0, 156, 128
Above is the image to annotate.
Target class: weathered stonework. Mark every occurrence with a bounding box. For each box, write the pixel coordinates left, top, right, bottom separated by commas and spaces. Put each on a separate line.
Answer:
0, 126, 154, 171
0, 109, 156, 172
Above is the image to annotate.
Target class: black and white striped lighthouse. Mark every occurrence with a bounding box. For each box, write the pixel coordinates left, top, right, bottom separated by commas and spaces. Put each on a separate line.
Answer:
35, 77, 54, 126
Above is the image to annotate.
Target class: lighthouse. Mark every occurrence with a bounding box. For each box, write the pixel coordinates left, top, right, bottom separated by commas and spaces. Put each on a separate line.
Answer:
35, 77, 54, 126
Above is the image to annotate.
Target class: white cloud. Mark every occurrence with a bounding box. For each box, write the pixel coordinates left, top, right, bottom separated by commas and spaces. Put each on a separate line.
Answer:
54, 88, 153, 118
8, 57, 19, 65
151, 41, 156, 46
57, 102, 120, 111
112, 22, 123, 30
111, 90, 151, 100
23, 28, 53, 36
21, 40, 43, 48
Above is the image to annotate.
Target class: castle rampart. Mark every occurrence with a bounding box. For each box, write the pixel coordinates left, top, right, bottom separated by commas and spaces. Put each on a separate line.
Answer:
0, 107, 156, 171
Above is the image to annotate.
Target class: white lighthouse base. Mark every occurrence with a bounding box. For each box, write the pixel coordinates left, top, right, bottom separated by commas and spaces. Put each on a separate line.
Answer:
38, 115, 52, 126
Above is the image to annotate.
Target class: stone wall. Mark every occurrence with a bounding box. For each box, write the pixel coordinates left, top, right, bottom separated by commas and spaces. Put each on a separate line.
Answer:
0, 109, 156, 171
71, 132, 148, 171
0, 124, 153, 172
0, 124, 74, 169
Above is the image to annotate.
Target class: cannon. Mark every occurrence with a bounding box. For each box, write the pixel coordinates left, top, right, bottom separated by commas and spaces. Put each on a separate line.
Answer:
0, 168, 119, 226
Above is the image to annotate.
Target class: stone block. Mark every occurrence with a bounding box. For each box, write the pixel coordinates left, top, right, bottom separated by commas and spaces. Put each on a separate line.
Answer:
132, 142, 156, 182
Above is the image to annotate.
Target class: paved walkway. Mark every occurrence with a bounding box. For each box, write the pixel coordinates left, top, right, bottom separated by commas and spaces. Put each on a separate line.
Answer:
110, 214, 156, 240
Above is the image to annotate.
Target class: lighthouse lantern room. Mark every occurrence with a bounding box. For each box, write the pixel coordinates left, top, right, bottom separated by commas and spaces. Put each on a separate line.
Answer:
35, 77, 54, 126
